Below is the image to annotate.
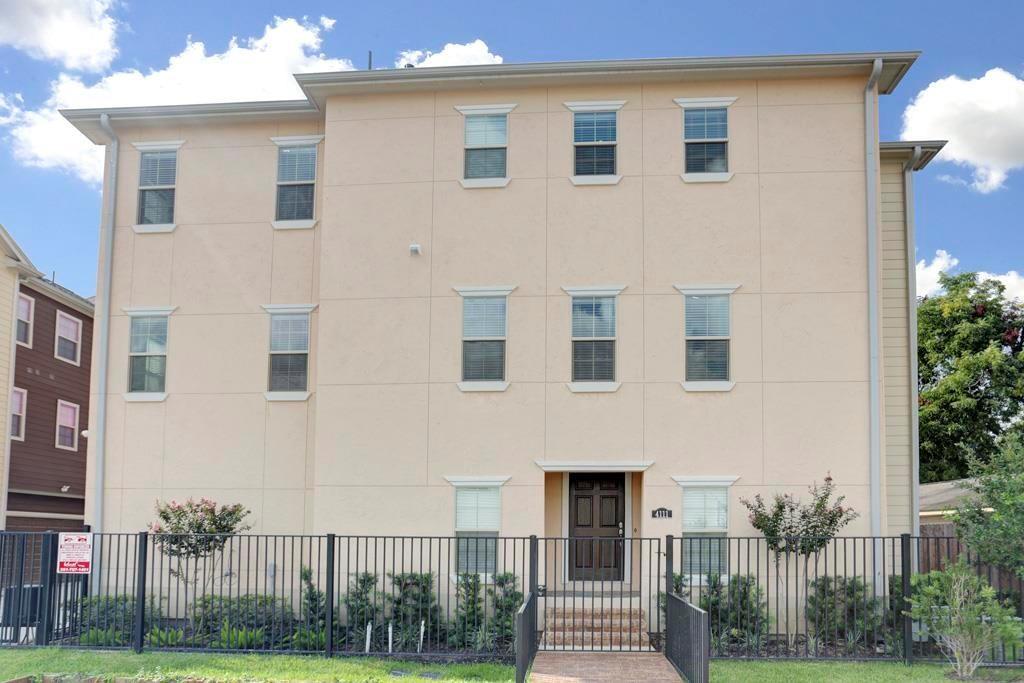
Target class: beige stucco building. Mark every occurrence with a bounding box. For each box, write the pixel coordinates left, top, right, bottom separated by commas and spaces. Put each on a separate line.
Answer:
63, 53, 942, 569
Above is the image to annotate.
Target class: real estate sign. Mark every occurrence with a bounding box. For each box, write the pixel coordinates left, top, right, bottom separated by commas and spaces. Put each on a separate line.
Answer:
57, 532, 92, 574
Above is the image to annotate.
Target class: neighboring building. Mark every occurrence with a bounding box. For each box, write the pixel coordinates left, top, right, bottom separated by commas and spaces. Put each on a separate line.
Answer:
919, 478, 971, 526
0, 225, 94, 531
63, 53, 942, 561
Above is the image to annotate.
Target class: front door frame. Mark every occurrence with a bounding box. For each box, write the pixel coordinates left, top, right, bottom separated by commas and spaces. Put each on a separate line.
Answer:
561, 471, 632, 583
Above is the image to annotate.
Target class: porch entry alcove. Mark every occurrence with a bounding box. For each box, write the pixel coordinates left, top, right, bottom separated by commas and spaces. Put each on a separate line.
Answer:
569, 472, 625, 581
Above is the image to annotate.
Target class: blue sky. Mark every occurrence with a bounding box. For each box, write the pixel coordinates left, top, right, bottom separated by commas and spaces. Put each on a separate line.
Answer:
0, 0, 1021, 298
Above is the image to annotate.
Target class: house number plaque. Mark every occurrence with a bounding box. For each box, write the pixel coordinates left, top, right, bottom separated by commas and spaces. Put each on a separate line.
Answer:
651, 507, 672, 519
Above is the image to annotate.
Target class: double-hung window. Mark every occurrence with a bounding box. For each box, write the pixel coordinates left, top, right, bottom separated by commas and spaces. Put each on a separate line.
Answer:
137, 147, 178, 226
56, 400, 80, 451
679, 287, 734, 386
275, 145, 317, 223
16, 294, 33, 347
681, 486, 729, 578
462, 297, 507, 383
55, 311, 83, 365
677, 97, 735, 180
10, 388, 26, 441
464, 114, 508, 180
573, 111, 617, 176
128, 315, 168, 393
269, 313, 310, 392
454, 486, 500, 575
571, 296, 616, 382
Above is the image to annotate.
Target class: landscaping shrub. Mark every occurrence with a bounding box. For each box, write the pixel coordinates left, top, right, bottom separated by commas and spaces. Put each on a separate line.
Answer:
450, 573, 485, 649
286, 565, 328, 651
342, 572, 382, 649
79, 626, 124, 646
79, 595, 161, 643
193, 595, 293, 648
488, 572, 523, 654
805, 576, 883, 651
387, 572, 444, 651
701, 573, 770, 652
146, 626, 185, 647
212, 620, 266, 650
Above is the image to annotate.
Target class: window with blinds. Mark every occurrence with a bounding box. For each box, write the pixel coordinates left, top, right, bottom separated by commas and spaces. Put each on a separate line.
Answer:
682, 487, 729, 576
10, 387, 26, 441
684, 107, 728, 174
572, 296, 616, 381
455, 487, 500, 574
16, 294, 33, 347
464, 114, 508, 179
269, 313, 310, 391
685, 294, 730, 382
276, 145, 316, 221
56, 400, 80, 451
55, 311, 83, 364
462, 296, 506, 382
137, 150, 177, 224
573, 111, 617, 176
129, 316, 168, 393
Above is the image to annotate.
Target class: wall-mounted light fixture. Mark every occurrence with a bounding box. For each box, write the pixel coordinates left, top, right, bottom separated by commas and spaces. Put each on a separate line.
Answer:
409, 243, 422, 256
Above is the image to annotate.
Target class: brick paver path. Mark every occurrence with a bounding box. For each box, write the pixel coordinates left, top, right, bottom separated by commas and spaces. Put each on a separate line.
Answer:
529, 652, 681, 682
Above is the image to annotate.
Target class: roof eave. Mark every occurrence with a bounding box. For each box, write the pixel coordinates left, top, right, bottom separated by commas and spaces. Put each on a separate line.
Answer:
880, 140, 947, 170
23, 278, 95, 317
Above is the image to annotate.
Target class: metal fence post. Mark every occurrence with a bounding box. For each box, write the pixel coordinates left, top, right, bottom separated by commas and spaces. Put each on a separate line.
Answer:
35, 533, 57, 646
665, 535, 674, 598
528, 535, 538, 645
900, 533, 913, 665
325, 533, 336, 656
132, 532, 148, 653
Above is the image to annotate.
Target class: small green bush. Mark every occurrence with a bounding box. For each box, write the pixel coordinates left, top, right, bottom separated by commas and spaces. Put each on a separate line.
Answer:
387, 572, 445, 651
806, 576, 883, 649
488, 572, 523, 654
79, 595, 161, 643
212, 620, 265, 650
79, 626, 125, 646
701, 573, 770, 652
193, 594, 293, 648
146, 626, 185, 647
450, 573, 485, 649
288, 626, 327, 651
342, 572, 382, 649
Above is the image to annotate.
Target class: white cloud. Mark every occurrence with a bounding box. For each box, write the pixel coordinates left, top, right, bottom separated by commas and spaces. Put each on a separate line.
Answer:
917, 250, 959, 297
0, 0, 118, 72
396, 39, 502, 68
902, 68, 1024, 193
979, 270, 1024, 302
0, 16, 352, 184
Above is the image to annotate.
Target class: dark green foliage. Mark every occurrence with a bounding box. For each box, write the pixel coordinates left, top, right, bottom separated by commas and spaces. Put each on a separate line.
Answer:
700, 573, 769, 651
917, 272, 1024, 482
79, 626, 125, 646
79, 595, 161, 643
805, 576, 883, 649
343, 572, 382, 648
146, 626, 185, 647
287, 565, 328, 650
212, 620, 265, 650
148, 498, 251, 561
288, 626, 327, 651
488, 572, 523, 654
387, 572, 444, 651
658, 573, 688, 620
450, 573, 484, 649
193, 595, 293, 648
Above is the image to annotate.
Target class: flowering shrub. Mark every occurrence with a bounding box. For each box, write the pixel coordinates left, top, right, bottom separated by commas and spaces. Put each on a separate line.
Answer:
148, 498, 250, 559
740, 475, 858, 558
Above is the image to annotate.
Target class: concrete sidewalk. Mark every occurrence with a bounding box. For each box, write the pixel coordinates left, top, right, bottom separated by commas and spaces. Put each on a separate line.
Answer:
529, 651, 681, 682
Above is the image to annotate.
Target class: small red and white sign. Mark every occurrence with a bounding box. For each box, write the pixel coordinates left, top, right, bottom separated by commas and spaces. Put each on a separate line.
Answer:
57, 532, 93, 574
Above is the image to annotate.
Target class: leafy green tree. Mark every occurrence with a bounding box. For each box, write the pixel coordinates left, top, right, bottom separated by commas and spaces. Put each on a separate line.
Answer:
918, 272, 1024, 482
951, 432, 1024, 579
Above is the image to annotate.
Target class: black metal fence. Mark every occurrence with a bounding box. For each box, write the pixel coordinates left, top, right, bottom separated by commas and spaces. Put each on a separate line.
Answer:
664, 593, 709, 683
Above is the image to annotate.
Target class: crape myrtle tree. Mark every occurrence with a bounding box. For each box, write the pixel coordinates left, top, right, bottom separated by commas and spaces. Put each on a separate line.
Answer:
917, 272, 1024, 483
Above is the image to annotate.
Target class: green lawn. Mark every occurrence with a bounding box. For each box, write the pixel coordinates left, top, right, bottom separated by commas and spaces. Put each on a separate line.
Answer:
711, 659, 1024, 682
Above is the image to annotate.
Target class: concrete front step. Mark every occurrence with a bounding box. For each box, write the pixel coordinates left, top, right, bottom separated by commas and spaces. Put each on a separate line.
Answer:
544, 617, 648, 631
541, 606, 652, 650
542, 631, 652, 648
544, 607, 645, 619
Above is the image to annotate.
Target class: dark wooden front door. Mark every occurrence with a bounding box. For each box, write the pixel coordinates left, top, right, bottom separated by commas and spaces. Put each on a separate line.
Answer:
569, 473, 625, 581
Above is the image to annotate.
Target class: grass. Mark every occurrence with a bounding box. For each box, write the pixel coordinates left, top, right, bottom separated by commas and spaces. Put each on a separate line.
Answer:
711, 660, 1024, 682
0, 648, 514, 682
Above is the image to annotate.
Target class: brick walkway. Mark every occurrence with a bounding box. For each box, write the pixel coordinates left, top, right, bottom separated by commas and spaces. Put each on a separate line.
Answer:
529, 652, 681, 682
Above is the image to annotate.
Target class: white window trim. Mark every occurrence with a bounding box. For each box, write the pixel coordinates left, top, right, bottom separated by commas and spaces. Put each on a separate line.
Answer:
133, 143, 181, 233
566, 381, 621, 393
450, 479, 505, 581
457, 381, 510, 393
273, 140, 319, 228
675, 475, 737, 583
453, 286, 517, 298
270, 135, 324, 147
454, 104, 518, 116
457, 105, 515, 189
54, 310, 83, 366
16, 293, 34, 348
460, 177, 511, 189
562, 285, 627, 298
569, 175, 622, 186
676, 97, 736, 183
568, 104, 622, 184
676, 284, 737, 392
265, 391, 311, 402
564, 100, 626, 112
272, 219, 318, 231
445, 476, 511, 487
565, 287, 622, 390
122, 306, 177, 317
55, 399, 80, 452
10, 387, 26, 442
123, 392, 167, 403
458, 287, 511, 389
266, 307, 312, 396
261, 303, 318, 315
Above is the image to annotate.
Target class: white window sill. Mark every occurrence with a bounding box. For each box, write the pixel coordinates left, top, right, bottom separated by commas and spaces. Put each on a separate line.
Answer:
566, 381, 621, 393
459, 177, 510, 189
457, 381, 510, 393
570, 175, 622, 186
133, 223, 176, 234
271, 219, 317, 230
449, 573, 495, 585
681, 172, 733, 184
265, 391, 311, 402
682, 381, 735, 392
123, 392, 167, 403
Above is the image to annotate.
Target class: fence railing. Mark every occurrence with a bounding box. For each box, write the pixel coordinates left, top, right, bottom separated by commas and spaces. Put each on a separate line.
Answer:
664, 593, 709, 683
515, 591, 538, 683
1, 531, 1021, 665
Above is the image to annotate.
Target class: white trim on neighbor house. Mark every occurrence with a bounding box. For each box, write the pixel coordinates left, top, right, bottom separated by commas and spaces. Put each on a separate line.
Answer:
673, 97, 738, 109
55, 399, 80, 452
54, 310, 83, 366
460, 177, 511, 189
272, 219, 318, 230
122, 306, 177, 317
5, 511, 85, 521
444, 476, 511, 487
561, 285, 626, 298
130, 140, 185, 151
569, 174, 622, 186
454, 104, 518, 116
671, 475, 740, 487
457, 381, 509, 393
269, 135, 324, 147
535, 460, 653, 473
264, 391, 311, 402
16, 292, 34, 348
453, 286, 517, 298
122, 392, 167, 403
566, 381, 620, 393
563, 100, 627, 112
261, 303, 318, 315
10, 387, 26, 442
